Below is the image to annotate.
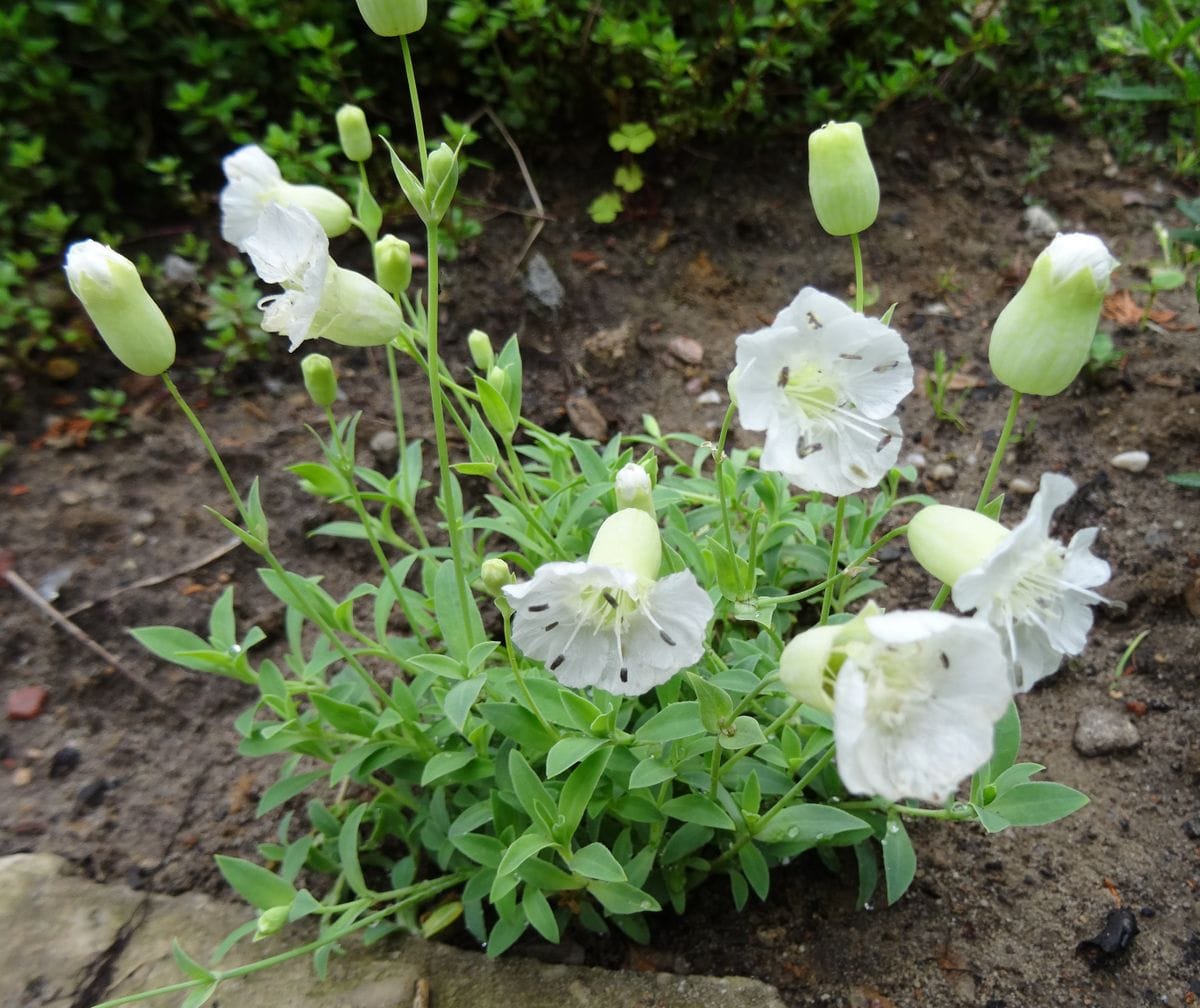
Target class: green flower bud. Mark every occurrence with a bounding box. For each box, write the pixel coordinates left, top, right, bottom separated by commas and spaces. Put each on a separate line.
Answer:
284, 185, 352, 239
614, 462, 655, 517
588, 508, 662, 583
467, 329, 494, 371
301, 353, 338, 408
425, 143, 460, 223
254, 904, 290, 940
807, 121, 880, 237
314, 267, 404, 347
988, 233, 1118, 396
336, 104, 373, 163
779, 624, 839, 714
481, 557, 514, 596
373, 235, 412, 295
64, 240, 176, 376
486, 365, 508, 397
355, 0, 427, 36
907, 505, 1009, 586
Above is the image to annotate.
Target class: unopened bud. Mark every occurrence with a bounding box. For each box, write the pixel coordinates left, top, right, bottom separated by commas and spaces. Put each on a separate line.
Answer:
467, 329, 494, 371
614, 463, 654, 516
481, 558, 514, 596
808, 121, 879, 237
425, 143, 460, 222
486, 365, 508, 397
64, 240, 176, 376
374, 235, 412, 295
907, 505, 1008, 586
355, 0, 427, 36
336, 105, 373, 163
588, 508, 662, 583
301, 353, 338, 408
254, 904, 290, 940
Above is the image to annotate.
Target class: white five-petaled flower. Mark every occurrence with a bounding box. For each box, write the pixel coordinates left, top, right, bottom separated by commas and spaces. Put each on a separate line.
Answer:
503, 508, 714, 696
220, 145, 352, 252
831, 610, 1011, 804
244, 204, 404, 352
733, 288, 913, 497
952, 474, 1110, 692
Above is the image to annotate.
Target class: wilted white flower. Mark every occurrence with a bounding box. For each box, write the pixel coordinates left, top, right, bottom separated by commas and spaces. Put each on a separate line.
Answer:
950, 474, 1111, 691
220, 145, 352, 251
734, 288, 913, 496
244, 204, 403, 352
503, 508, 713, 696
832, 610, 1011, 803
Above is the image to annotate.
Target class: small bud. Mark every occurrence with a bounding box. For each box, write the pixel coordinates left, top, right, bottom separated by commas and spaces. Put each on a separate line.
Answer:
907, 505, 1009, 586
254, 904, 290, 940
481, 558, 514, 596
989, 233, 1118, 396
614, 462, 654, 516
355, 0, 427, 36
283, 185, 352, 240
779, 625, 839, 714
467, 329, 494, 371
301, 353, 338, 408
807, 121, 880, 237
588, 508, 662, 583
374, 235, 412, 295
336, 105, 373, 163
425, 143, 460, 223
64, 240, 176, 376
486, 365, 508, 397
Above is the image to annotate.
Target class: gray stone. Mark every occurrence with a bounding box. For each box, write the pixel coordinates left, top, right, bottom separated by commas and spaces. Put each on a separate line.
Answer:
525, 253, 565, 309
1022, 205, 1060, 239
1073, 705, 1141, 757
0, 854, 786, 1008
368, 429, 399, 467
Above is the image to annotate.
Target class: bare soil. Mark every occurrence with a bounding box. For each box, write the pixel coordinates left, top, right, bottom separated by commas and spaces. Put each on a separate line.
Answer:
2, 117, 1199, 1007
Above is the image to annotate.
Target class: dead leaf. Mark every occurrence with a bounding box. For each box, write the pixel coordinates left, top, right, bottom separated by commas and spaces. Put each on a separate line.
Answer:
570, 250, 601, 265
582, 322, 632, 364
649, 228, 672, 254
1103, 289, 1177, 327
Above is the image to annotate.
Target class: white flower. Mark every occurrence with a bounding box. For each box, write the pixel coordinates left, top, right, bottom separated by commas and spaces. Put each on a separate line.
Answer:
220, 145, 351, 251
952, 473, 1110, 692
244, 204, 404, 352
833, 610, 1011, 804
503, 509, 713, 696
734, 288, 913, 496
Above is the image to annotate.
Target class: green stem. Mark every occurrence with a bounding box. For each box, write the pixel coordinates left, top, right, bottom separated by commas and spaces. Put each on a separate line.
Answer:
385, 344, 408, 469
162, 373, 246, 525
851, 232, 865, 313
400, 36, 428, 174
713, 402, 739, 557
975, 390, 1022, 512
764, 523, 909, 607
818, 496, 846, 622
718, 698, 803, 781
500, 609, 558, 739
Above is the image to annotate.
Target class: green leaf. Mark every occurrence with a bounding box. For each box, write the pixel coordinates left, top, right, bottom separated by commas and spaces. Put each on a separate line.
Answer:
587, 879, 660, 915
310, 693, 376, 738
214, 855, 297, 911
508, 749, 557, 824
434, 560, 484, 663
688, 672, 733, 733
588, 191, 622, 224
984, 782, 1088, 827
1167, 472, 1200, 489
172, 940, 214, 983
181, 981, 219, 1008
881, 816, 916, 905
257, 770, 324, 816
570, 842, 627, 882
420, 901, 463, 939
979, 701, 1021, 784
636, 701, 704, 742
613, 163, 644, 193
337, 803, 372, 898
421, 750, 480, 786
661, 794, 735, 830
522, 884, 560, 942
628, 756, 675, 790
496, 832, 556, 879
756, 804, 873, 846
546, 736, 608, 778
716, 715, 768, 750
441, 677, 485, 734
130, 626, 231, 675
738, 842, 770, 901
557, 746, 612, 840
479, 702, 558, 754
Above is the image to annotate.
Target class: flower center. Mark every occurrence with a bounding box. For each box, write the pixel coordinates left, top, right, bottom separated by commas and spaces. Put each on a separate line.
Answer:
780, 361, 839, 417
853, 641, 935, 730
1006, 542, 1068, 622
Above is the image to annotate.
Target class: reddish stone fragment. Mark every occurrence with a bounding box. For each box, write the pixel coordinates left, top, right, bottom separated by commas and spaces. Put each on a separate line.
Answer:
7, 685, 49, 720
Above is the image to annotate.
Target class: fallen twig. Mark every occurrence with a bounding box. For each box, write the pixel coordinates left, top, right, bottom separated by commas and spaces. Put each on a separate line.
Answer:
63, 536, 241, 617
1, 552, 193, 726
482, 106, 548, 276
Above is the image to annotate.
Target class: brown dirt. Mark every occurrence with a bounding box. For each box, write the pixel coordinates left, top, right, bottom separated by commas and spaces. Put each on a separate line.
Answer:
2, 117, 1199, 1007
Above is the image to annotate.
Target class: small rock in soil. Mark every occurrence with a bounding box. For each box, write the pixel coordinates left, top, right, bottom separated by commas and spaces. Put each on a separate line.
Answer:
1008, 476, 1037, 495
7, 686, 49, 721
525, 252, 565, 310
1182, 817, 1200, 840
1074, 705, 1141, 756
369, 429, 399, 467
12, 766, 33, 786
667, 336, 704, 366
75, 778, 111, 809
1076, 907, 1139, 964
930, 462, 956, 485
48, 745, 81, 779
1023, 204, 1060, 238
1110, 450, 1149, 473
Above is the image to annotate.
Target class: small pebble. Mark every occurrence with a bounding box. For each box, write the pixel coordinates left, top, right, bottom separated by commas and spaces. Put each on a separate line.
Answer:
130, 531, 147, 547
1183, 817, 1200, 841
667, 335, 704, 366
6, 686, 49, 721
368, 429, 399, 466
12, 766, 33, 787
1008, 476, 1037, 495
49, 745, 82, 779
930, 462, 956, 485
76, 778, 111, 809
696, 389, 722, 406
1023, 204, 1060, 239
904, 451, 926, 471
1110, 450, 1149, 473
1074, 704, 1141, 757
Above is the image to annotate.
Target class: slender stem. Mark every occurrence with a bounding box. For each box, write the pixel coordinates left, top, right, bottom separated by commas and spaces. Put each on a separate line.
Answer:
500, 609, 558, 739
765, 523, 909, 607
713, 402, 739, 558
400, 36, 428, 174
975, 390, 1023, 512
818, 496, 846, 622
851, 232, 865, 313
385, 345, 408, 469
163, 373, 246, 525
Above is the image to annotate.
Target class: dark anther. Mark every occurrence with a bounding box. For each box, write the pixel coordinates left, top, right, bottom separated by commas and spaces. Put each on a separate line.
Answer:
778, 366, 790, 388
544, 621, 559, 631
660, 630, 677, 646
839, 352, 863, 361
875, 433, 893, 453
806, 311, 823, 329
620, 667, 629, 683
528, 603, 549, 613
601, 589, 618, 608
550, 655, 565, 670
872, 360, 900, 373
939, 651, 950, 669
